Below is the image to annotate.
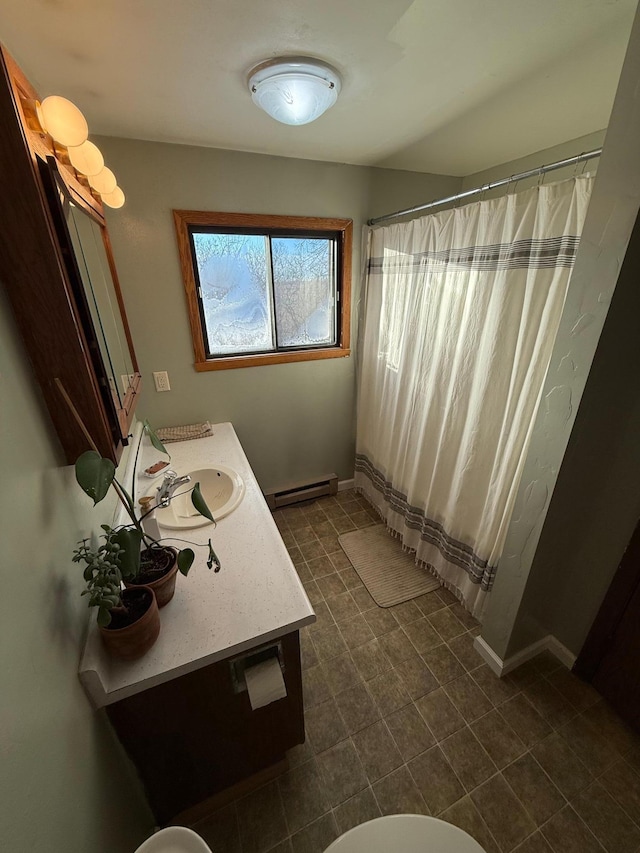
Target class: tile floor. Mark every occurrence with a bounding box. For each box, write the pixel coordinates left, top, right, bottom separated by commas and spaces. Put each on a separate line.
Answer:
193, 490, 640, 853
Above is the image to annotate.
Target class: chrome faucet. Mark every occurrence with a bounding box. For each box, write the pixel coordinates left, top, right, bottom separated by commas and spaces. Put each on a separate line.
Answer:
156, 470, 192, 507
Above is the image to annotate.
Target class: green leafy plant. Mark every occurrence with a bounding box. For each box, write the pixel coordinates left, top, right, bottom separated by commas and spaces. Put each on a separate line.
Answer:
75, 421, 220, 623
73, 529, 126, 627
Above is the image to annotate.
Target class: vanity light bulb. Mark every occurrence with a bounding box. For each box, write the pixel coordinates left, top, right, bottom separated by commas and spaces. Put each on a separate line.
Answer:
101, 185, 125, 209
39, 95, 89, 147
68, 140, 104, 177
89, 166, 117, 195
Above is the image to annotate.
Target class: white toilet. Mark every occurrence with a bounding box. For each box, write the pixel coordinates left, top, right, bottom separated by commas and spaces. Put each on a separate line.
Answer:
134, 826, 212, 853
324, 814, 487, 852
135, 814, 486, 853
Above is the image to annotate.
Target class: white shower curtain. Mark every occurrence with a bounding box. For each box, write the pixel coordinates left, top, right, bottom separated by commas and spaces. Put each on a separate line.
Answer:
355, 176, 593, 618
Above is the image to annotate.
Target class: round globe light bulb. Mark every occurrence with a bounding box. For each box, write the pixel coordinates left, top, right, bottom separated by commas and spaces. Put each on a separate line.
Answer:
68, 140, 104, 177
89, 166, 117, 195
101, 185, 125, 209
39, 95, 88, 147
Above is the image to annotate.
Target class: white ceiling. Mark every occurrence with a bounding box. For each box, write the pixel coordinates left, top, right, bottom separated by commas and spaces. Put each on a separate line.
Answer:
0, 0, 637, 176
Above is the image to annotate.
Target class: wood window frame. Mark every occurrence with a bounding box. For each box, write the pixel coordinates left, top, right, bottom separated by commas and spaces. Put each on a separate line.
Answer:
173, 210, 352, 371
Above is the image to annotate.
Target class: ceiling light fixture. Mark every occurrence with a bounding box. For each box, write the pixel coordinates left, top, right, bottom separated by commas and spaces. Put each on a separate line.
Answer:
248, 57, 341, 126
20, 90, 125, 209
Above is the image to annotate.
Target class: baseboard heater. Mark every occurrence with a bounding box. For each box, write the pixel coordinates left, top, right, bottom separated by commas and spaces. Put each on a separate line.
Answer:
264, 474, 338, 510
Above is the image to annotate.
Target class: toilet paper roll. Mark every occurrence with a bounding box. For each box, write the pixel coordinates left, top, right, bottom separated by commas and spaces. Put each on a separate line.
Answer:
244, 657, 287, 710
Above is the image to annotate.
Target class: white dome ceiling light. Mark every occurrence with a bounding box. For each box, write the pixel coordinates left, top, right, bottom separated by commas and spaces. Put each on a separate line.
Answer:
248, 57, 341, 126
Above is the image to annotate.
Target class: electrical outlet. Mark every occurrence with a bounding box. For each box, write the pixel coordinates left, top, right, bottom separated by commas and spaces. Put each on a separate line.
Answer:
153, 371, 171, 392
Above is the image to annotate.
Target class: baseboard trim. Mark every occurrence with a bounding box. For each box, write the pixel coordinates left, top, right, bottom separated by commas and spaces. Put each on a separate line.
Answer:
338, 478, 355, 492
473, 636, 507, 677
473, 634, 576, 678
545, 636, 577, 670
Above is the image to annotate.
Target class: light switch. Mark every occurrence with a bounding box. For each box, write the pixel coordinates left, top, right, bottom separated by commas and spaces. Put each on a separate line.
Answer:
153, 371, 171, 392
120, 373, 136, 393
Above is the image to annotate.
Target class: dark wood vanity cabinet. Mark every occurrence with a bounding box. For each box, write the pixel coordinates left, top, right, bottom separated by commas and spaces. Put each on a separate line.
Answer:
0, 46, 140, 463
106, 631, 305, 824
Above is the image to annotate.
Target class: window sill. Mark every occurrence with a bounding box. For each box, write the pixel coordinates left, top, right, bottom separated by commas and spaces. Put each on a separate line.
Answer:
194, 347, 351, 371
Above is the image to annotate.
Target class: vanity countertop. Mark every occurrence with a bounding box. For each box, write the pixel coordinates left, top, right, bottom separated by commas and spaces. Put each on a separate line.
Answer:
79, 422, 315, 708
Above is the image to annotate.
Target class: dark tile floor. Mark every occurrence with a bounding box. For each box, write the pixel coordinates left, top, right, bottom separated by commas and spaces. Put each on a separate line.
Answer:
193, 490, 640, 853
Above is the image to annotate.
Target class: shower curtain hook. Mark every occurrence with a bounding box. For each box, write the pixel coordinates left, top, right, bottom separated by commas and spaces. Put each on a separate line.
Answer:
537, 166, 545, 188
573, 152, 585, 177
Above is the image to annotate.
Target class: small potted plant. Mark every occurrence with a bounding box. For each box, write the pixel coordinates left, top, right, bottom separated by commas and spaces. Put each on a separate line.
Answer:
74, 531, 160, 660
74, 421, 219, 657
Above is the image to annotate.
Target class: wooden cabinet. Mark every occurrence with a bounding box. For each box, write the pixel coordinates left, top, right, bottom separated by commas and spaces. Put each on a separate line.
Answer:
106, 631, 304, 824
0, 46, 140, 463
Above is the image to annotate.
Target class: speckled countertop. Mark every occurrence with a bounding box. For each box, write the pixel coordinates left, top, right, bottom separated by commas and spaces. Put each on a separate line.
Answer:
78, 422, 315, 708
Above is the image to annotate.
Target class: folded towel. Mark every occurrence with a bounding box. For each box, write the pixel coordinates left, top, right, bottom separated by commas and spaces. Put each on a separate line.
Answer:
155, 421, 214, 443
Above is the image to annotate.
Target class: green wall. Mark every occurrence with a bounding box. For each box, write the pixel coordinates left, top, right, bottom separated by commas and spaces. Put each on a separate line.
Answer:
510, 211, 640, 656
480, 6, 640, 660
98, 137, 460, 493
0, 286, 153, 851
368, 166, 463, 223
461, 129, 606, 197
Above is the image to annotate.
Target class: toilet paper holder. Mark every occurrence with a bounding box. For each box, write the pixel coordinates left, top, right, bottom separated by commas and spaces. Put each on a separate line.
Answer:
229, 640, 285, 694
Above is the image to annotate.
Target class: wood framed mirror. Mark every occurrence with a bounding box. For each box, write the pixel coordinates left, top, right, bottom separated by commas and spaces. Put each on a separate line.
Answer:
0, 45, 140, 464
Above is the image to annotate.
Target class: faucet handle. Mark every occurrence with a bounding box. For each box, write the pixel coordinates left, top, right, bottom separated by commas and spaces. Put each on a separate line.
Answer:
156, 470, 177, 507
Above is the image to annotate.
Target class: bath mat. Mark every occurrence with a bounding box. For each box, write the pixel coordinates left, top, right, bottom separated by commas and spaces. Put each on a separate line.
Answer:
338, 524, 440, 607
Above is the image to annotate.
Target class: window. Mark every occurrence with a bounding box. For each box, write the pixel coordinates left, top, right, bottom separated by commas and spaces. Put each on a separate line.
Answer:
173, 211, 352, 370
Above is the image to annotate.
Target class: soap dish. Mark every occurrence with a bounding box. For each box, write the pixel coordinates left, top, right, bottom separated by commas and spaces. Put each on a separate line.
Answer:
143, 460, 171, 479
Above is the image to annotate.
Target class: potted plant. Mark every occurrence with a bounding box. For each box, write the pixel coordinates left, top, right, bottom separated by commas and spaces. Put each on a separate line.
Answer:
74, 421, 219, 657
73, 531, 160, 660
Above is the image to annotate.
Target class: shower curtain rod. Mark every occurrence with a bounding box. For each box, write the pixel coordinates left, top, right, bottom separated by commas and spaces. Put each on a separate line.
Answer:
367, 147, 602, 226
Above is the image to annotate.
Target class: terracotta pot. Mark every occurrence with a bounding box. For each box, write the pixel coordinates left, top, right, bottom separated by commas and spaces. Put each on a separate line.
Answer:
124, 547, 178, 608
99, 586, 160, 660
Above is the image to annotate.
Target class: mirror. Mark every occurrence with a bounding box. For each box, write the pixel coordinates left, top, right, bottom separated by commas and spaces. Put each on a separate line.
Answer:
65, 202, 137, 410
38, 156, 141, 448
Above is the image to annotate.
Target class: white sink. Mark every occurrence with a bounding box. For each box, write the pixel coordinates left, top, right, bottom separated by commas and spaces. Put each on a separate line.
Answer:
153, 466, 245, 528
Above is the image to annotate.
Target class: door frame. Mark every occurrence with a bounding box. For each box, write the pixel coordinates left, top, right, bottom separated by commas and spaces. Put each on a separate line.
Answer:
574, 519, 640, 680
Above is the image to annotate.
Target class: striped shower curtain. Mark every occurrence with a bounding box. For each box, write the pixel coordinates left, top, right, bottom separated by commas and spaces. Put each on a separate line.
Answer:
355, 176, 593, 618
